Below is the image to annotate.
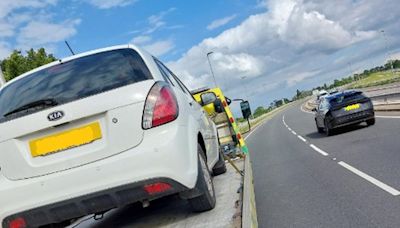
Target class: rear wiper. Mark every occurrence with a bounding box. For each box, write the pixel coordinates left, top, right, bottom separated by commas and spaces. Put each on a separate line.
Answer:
4, 98, 59, 117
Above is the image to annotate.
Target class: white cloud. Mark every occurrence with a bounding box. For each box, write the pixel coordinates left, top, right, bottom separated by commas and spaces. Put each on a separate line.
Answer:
0, 21, 14, 37
85, 0, 136, 9
129, 7, 178, 56
0, 41, 11, 59
144, 7, 176, 34
131, 35, 152, 45
167, 0, 393, 107
143, 40, 175, 57
131, 35, 175, 57
17, 19, 81, 48
0, 0, 56, 18
0, 0, 65, 58
286, 71, 319, 87
207, 14, 237, 30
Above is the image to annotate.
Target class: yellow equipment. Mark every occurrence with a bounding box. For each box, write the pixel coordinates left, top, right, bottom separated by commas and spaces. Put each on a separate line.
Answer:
192, 87, 248, 154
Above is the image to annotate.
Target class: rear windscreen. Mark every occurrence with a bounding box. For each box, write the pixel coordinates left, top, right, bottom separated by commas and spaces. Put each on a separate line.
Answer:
0, 48, 152, 122
329, 92, 365, 106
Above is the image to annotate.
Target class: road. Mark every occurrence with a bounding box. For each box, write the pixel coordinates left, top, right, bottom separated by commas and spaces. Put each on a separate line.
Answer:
69, 160, 243, 228
247, 102, 400, 228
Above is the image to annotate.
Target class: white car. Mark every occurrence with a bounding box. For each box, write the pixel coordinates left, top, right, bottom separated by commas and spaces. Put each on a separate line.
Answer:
0, 45, 226, 228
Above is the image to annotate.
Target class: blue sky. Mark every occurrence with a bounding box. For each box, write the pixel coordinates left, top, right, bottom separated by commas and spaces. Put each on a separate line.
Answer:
1, 0, 400, 112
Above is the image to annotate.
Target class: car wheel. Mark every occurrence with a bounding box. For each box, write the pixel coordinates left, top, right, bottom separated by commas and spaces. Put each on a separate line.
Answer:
366, 118, 375, 126
212, 150, 227, 176
324, 119, 332, 136
316, 120, 324, 133
188, 145, 216, 212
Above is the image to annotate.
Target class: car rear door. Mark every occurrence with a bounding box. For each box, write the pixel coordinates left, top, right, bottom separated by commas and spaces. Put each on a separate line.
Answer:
155, 60, 218, 164
316, 99, 326, 127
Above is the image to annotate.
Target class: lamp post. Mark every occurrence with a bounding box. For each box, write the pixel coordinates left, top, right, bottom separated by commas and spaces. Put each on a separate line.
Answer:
206, 52, 218, 87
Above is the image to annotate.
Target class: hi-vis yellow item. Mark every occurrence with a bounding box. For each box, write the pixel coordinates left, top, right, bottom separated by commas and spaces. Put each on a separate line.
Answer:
192, 87, 248, 154
29, 122, 102, 157
344, 103, 360, 111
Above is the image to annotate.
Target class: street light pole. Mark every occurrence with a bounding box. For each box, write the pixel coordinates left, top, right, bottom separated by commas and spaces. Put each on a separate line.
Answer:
206, 52, 218, 87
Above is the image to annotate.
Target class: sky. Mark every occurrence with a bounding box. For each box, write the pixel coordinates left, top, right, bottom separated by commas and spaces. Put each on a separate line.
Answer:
0, 0, 399, 112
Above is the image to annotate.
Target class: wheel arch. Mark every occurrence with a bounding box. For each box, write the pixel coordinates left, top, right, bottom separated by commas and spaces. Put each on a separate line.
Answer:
197, 132, 207, 161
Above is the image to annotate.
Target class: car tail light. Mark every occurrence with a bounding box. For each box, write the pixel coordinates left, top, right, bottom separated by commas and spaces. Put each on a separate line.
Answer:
144, 182, 172, 195
8, 217, 26, 228
143, 82, 179, 129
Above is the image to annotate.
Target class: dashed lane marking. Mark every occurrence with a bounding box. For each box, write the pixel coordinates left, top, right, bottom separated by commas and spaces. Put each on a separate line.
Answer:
284, 113, 400, 196
338, 161, 400, 196
297, 135, 307, 142
310, 144, 329, 156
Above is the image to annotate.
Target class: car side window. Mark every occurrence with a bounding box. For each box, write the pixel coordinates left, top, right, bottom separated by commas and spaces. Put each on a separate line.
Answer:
319, 99, 328, 110
156, 60, 187, 93
318, 100, 324, 110
320, 99, 329, 110
154, 58, 175, 86
165, 67, 197, 102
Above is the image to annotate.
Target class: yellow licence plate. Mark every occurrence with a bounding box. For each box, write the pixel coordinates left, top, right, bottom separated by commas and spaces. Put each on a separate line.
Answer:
344, 103, 360, 111
29, 122, 102, 157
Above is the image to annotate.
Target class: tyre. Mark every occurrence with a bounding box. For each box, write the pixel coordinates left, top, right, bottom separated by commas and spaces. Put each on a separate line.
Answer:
366, 118, 375, 126
324, 119, 332, 136
212, 150, 227, 176
188, 145, 216, 212
316, 120, 324, 133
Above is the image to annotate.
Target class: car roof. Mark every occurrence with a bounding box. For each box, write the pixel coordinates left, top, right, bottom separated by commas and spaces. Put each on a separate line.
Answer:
325, 90, 362, 101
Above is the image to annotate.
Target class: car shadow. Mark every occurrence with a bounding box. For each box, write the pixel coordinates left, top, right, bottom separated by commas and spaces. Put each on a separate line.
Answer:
306, 123, 369, 138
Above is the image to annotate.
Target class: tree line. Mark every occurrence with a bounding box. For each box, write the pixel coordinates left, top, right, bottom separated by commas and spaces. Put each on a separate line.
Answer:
292, 59, 400, 101
0, 48, 56, 82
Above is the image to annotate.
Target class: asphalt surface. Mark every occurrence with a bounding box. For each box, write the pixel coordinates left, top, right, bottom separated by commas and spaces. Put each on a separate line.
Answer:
247, 103, 400, 228
69, 160, 243, 228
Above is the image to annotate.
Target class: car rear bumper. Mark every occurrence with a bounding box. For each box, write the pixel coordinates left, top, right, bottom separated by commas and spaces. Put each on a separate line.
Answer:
331, 109, 374, 128
0, 123, 199, 227
2, 178, 186, 228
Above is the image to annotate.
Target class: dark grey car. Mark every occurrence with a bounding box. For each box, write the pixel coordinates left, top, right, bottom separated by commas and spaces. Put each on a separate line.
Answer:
314, 90, 375, 136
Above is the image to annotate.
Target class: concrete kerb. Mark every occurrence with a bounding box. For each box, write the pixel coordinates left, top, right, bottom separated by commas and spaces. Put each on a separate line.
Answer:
241, 101, 299, 228
242, 154, 258, 228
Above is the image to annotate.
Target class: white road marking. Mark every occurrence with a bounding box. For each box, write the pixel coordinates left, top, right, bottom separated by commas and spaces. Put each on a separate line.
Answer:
244, 125, 260, 140
282, 110, 400, 196
245, 117, 270, 140
297, 135, 307, 142
376, 115, 400, 119
338, 161, 400, 196
310, 144, 329, 156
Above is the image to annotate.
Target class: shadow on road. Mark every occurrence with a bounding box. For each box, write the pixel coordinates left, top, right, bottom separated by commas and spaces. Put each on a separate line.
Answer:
306, 123, 369, 138
87, 195, 191, 228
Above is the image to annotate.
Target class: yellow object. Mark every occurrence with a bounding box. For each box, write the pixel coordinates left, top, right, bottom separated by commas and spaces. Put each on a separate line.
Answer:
193, 87, 248, 154
344, 103, 360, 111
30, 122, 102, 157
